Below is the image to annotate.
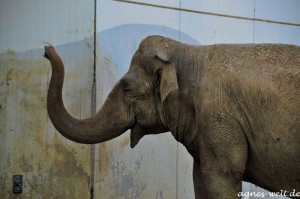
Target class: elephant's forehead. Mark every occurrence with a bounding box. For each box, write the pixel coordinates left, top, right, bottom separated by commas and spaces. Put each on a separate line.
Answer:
128, 64, 145, 75
123, 69, 152, 87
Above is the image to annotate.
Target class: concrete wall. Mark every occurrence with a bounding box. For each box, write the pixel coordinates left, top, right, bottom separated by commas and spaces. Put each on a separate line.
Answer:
0, 0, 299, 198
0, 1, 95, 198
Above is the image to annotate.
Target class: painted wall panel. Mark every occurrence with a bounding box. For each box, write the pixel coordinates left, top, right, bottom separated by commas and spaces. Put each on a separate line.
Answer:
0, 0, 94, 198
0, 0, 94, 52
181, 0, 255, 19
255, 0, 300, 24
121, 0, 180, 8
94, 1, 299, 199
96, 0, 180, 42
254, 22, 300, 45
113, 0, 255, 19
254, 0, 300, 46
94, 1, 182, 198
180, 12, 254, 45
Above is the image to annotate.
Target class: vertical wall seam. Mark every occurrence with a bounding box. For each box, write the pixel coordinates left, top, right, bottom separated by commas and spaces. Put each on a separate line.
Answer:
90, 0, 97, 198
176, 2, 181, 199
253, 0, 256, 44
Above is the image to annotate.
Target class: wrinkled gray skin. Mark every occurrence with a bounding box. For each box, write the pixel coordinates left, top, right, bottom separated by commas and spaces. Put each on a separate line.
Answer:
45, 35, 300, 199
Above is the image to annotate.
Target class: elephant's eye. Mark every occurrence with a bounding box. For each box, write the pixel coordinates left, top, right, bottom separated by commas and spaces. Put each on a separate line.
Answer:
121, 79, 132, 94
155, 74, 160, 87
123, 87, 131, 94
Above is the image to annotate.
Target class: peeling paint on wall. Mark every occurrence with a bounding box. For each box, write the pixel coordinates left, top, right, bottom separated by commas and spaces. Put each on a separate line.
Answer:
0, 38, 94, 199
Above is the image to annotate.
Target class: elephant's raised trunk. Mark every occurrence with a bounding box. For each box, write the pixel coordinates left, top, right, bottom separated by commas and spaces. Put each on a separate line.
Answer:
44, 46, 135, 144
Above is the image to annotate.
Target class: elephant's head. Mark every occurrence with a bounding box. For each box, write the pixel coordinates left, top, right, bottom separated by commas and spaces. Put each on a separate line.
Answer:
45, 36, 179, 147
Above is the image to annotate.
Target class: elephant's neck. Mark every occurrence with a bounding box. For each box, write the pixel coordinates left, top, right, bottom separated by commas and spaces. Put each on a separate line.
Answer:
163, 91, 200, 160
171, 123, 200, 161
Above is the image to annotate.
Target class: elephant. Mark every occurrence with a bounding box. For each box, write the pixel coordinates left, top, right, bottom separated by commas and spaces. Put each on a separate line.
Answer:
44, 35, 300, 199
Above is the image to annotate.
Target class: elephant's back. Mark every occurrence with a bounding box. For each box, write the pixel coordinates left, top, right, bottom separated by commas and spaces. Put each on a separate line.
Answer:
201, 43, 300, 108
202, 43, 300, 74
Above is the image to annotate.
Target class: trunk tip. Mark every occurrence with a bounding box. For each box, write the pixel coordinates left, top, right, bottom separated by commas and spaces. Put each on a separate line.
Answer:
43, 45, 54, 60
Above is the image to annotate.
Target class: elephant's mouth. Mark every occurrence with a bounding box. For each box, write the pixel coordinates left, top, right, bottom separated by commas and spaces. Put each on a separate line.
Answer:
129, 119, 155, 148
130, 122, 146, 148
129, 121, 169, 148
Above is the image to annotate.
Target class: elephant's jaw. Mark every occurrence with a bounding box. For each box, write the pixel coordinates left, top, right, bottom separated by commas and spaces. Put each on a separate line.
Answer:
130, 125, 145, 148
130, 124, 169, 148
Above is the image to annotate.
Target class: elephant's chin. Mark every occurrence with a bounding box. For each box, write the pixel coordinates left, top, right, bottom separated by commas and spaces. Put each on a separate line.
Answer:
130, 126, 146, 148
130, 125, 169, 148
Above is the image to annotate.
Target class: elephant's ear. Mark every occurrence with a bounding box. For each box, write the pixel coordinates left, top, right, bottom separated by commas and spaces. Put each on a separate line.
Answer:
155, 54, 178, 102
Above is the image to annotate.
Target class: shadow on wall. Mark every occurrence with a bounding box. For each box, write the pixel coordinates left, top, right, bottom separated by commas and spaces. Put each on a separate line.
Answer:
1, 24, 199, 76
97, 24, 200, 77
